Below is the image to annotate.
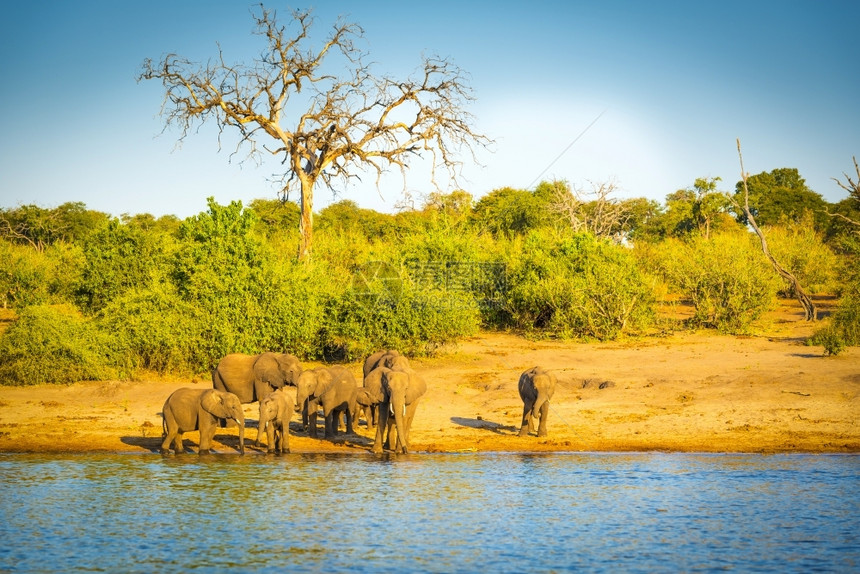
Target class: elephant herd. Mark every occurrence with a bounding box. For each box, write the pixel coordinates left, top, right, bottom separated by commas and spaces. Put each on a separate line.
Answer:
160, 350, 557, 455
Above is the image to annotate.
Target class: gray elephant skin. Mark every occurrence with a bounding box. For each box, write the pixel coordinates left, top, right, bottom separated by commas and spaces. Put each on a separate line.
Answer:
212, 352, 303, 404
518, 366, 557, 437
362, 351, 410, 435
362, 349, 400, 378
295, 366, 358, 439
373, 362, 426, 454
257, 388, 294, 454
161, 388, 245, 454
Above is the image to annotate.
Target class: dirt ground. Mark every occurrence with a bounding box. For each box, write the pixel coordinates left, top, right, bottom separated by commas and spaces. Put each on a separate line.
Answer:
0, 299, 858, 455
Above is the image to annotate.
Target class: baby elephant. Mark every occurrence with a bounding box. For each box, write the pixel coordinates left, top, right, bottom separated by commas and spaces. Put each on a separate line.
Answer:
518, 366, 557, 437
161, 388, 245, 454
257, 388, 294, 454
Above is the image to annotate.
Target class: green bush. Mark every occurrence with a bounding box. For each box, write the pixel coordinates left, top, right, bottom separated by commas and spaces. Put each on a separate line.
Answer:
0, 304, 117, 385
764, 216, 840, 295
502, 231, 655, 339
323, 264, 480, 360
656, 232, 781, 333
96, 286, 210, 375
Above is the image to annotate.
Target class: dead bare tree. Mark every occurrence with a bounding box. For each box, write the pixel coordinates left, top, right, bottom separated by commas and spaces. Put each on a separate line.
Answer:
139, 6, 491, 261
552, 179, 630, 242
826, 156, 860, 233
736, 139, 817, 321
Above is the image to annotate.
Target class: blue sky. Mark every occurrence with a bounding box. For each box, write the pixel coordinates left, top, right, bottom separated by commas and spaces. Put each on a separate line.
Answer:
1, 1, 858, 218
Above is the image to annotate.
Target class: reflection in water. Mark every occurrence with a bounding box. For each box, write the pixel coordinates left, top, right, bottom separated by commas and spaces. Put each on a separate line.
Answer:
0, 453, 857, 572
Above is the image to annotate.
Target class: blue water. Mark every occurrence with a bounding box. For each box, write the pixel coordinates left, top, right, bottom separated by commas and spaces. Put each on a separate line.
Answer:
0, 453, 857, 572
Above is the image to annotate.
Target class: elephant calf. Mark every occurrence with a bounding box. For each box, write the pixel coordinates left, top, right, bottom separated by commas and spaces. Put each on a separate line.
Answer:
161, 388, 245, 454
518, 366, 557, 438
257, 388, 294, 454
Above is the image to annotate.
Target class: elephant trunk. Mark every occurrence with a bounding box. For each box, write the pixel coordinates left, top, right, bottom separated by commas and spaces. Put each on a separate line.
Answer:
233, 412, 245, 455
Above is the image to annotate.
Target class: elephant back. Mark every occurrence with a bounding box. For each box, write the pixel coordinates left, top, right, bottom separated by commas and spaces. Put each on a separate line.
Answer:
212, 353, 259, 403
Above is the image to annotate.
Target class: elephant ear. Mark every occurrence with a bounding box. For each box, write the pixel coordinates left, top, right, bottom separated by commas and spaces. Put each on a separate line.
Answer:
312, 368, 336, 398
405, 372, 427, 403
201, 390, 230, 419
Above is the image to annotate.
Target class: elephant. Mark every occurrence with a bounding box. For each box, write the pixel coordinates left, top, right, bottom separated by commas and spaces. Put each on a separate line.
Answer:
351, 386, 376, 431
518, 366, 557, 437
257, 388, 294, 454
161, 388, 245, 454
295, 366, 358, 439
373, 366, 426, 454
362, 349, 402, 378
212, 352, 303, 404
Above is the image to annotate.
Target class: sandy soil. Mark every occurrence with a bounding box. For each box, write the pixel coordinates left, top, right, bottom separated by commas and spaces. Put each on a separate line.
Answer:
0, 300, 857, 454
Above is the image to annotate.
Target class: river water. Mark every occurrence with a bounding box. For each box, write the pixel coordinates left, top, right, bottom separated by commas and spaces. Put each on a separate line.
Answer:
0, 452, 857, 572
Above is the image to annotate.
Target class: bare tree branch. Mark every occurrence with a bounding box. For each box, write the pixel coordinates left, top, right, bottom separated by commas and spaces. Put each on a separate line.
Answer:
552, 179, 631, 242
736, 139, 816, 321
139, 6, 492, 261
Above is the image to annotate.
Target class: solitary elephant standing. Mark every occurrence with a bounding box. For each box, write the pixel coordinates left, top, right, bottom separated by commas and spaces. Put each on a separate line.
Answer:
212, 352, 303, 404
518, 366, 557, 437
161, 388, 245, 454
257, 388, 293, 454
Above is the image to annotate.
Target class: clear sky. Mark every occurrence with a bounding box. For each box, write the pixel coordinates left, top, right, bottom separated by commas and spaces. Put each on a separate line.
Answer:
1, 1, 858, 219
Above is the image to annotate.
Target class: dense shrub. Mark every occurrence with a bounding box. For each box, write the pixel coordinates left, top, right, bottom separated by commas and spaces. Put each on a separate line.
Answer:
76, 219, 173, 313
0, 240, 83, 309
501, 231, 655, 339
97, 286, 210, 374
656, 232, 781, 333
0, 305, 117, 385
322, 264, 480, 359
764, 216, 840, 295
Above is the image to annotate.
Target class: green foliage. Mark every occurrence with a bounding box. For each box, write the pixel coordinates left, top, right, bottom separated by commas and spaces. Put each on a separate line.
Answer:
0, 305, 117, 385
471, 186, 553, 236
501, 230, 655, 339
809, 238, 860, 355
0, 202, 109, 249
763, 215, 840, 295
0, 240, 83, 309
733, 168, 829, 231
76, 218, 173, 313
656, 232, 781, 333
96, 286, 210, 374
323, 265, 480, 359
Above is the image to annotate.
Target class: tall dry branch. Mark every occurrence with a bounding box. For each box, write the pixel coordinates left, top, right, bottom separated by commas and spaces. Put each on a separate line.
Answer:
736, 139, 816, 321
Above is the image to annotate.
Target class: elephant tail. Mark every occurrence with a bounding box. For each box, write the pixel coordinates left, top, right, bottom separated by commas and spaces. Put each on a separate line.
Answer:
160, 411, 166, 438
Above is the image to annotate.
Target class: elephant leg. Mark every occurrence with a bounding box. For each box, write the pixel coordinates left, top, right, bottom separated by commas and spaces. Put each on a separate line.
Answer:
324, 411, 335, 439
308, 411, 319, 438
519, 403, 532, 436
199, 427, 215, 454
345, 408, 354, 435
372, 404, 388, 454
537, 402, 550, 437
172, 431, 184, 454
161, 428, 176, 454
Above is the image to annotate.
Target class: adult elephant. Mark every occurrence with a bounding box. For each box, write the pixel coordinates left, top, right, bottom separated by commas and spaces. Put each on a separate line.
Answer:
161, 388, 245, 454
212, 352, 303, 404
518, 366, 557, 437
257, 388, 294, 454
373, 366, 426, 454
295, 366, 358, 439
363, 353, 410, 435
362, 349, 401, 378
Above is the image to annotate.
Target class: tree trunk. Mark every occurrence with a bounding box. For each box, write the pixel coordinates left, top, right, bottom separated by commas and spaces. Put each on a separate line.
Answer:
298, 177, 314, 262
737, 140, 816, 321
